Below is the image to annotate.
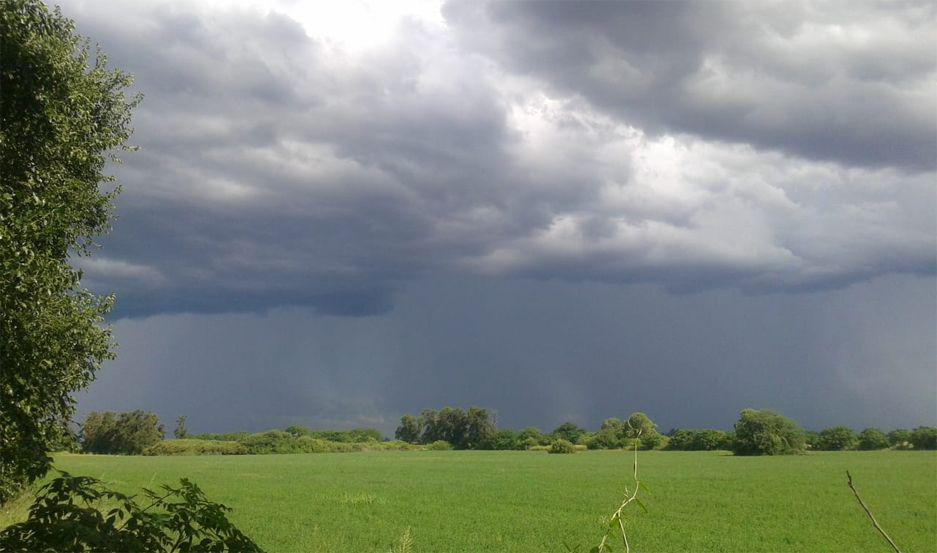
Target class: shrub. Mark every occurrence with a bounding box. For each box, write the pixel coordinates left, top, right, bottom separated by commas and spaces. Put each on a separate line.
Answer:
548, 439, 576, 454
0, 472, 262, 551
587, 428, 624, 450
910, 426, 937, 450
732, 409, 805, 456
144, 439, 248, 456
817, 426, 858, 451
427, 440, 453, 451
82, 411, 164, 455
640, 432, 665, 450
857, 428, 889, 450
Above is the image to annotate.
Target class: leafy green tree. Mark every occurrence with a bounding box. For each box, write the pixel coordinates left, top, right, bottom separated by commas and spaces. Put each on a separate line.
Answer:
732, 409, 805, 456
518, 427, 546, 445
463, 407, 495, 449
395, 415, 421, 444
857, 428, 889, 450
625, 412, 657, 438
550, 422, 586, 444
0, 0, 138, 502
886, 428, 912, 449
910, 426, 937, 450
81, 411, 163, 454
817, 426, 858, 451
418, 409, 440, 444
173, 416, 187, 439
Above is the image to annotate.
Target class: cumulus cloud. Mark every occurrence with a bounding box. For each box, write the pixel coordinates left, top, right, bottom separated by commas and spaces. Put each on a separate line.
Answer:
58, 0, 936, 318
444, 0, 937, 170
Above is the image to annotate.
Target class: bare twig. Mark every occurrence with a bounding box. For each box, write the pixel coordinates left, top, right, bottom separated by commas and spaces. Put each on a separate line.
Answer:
846, 471, 902, 553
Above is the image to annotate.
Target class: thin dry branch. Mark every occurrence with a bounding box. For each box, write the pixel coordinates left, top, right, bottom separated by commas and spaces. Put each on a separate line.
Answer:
846, 471, 902, 553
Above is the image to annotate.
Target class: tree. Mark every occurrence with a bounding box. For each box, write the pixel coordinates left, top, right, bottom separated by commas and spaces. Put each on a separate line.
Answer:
910, 426, 937, 450
625, 412, 657, 439
857, 428, 889, 450
886, 429, 911, 448
0, 0, 138, 502
173, 416, 188, 439
732, 409, 805, 456
395, 415, 421, 444
81, 411, 163, 455
463, 407, 495, 449
550, 422, 586, 444
817, 426, 858, 451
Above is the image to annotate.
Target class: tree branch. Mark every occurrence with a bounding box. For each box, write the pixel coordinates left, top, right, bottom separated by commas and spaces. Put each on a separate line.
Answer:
846, 471, 902, 553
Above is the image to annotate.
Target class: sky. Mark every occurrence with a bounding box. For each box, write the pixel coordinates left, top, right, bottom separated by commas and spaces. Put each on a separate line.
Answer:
58, 0, 936, 435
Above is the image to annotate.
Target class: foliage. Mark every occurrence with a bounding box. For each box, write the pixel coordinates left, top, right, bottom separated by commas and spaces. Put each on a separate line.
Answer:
189, 432, 250, 442
548, 439, 576, 454
0, 472, 262, 552
479, 429, 525, 450
283, 426, 382, 443
886, 429, 912, 449
624, 413, 656, 439
551, 422, 587, 444
666, 429, 731, 451
173, 416, 187, 440
518, 427, 548, 445
857, 428, 889, 451
82, 411, 164, 455
732, 409, 805, 456
0, 0, 138, 502
398, 407, 496, 449
427, 440, 453, 451
394, 415, 421, 444
144, 439, 249, 456
910, 426, 937, 450
817, 426, 858, 451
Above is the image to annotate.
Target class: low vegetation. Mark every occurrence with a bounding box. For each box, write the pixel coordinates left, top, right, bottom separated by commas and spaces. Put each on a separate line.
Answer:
0, 472, 262, 552
4, 450, 932, 552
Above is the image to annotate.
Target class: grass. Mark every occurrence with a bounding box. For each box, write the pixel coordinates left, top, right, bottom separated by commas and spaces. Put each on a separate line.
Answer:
2, 450, 934, 552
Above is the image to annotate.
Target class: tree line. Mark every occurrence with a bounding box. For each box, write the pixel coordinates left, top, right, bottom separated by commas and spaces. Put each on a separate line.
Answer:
394, 407, 937, 455
67, 408, 937, 457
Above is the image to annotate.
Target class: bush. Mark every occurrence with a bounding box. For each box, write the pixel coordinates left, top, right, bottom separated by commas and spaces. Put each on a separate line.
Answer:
427, 440, 453, 451
732, 409, 805, 456
82, 411, 164, 455
0, 472, 262, 551
857, 428, 889, 450
668, 429, 731, 451
817, 426, 858, 451
144, 439, 248, 456
548, 439, 576, 454
910, 426, 937, 450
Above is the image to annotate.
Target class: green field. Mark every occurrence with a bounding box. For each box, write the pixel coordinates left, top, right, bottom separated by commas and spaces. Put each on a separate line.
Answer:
2, 450, 935, 552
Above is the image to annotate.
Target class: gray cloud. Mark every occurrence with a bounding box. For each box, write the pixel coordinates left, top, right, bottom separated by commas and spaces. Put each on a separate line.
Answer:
444, 0, 937, 170
55, 0, 937, 320
50, 0, 936, 433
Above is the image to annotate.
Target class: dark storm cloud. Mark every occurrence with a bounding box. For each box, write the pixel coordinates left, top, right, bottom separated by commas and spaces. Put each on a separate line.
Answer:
58, 0, 937, 319
444, 0, 937, 170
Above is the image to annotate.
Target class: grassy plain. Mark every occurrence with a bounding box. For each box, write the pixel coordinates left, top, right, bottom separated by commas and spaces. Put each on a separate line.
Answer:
2, 450, 934, 552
